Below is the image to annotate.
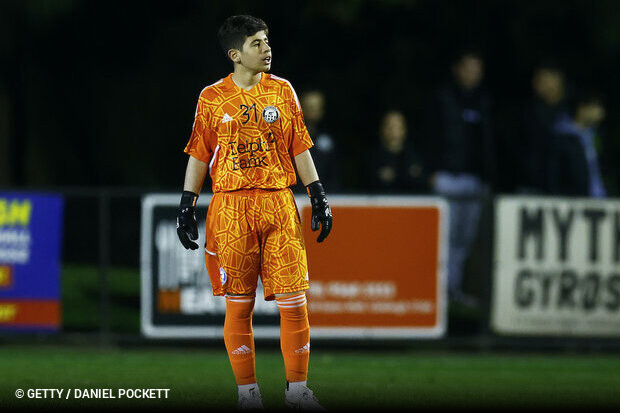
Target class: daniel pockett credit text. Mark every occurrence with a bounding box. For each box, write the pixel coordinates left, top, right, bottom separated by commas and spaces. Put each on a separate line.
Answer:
15, 388, 170, 399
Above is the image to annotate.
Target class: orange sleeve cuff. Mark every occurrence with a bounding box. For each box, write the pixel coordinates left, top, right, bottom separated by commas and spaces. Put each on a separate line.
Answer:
184, 149, 212, 165
291, 140, 313, 157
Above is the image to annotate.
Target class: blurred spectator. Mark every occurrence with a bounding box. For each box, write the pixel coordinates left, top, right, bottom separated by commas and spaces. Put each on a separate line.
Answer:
301, 90, 341, 192
426, 49, 494, 306
519, 61, 568, 193
548, 91, 607, 197
368, 110, 428, 193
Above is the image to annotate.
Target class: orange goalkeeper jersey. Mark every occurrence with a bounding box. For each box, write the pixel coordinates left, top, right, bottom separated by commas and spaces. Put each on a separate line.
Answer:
184, 73, 314, 193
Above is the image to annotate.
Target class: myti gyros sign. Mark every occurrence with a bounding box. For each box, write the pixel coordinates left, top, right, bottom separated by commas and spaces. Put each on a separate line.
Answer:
492, 197, 620, 337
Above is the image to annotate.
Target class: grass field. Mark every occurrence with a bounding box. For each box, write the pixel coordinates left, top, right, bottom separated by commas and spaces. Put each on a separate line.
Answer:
54, 264, 619, 411
1, 346, 619, 411
61, 264, 140, 333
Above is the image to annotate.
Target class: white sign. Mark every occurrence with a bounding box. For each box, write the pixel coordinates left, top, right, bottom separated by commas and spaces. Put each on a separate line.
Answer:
140, 194, 279, 339
492, 196, 620, 337
141, 194, 447, 339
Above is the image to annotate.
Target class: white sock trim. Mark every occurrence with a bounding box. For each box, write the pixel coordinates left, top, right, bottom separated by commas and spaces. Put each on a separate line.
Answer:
277, 302, 307, 308
287, 381, 308, 393
277, 297, 306, 305
277, 293, 306, 302
238, 383, 259, 395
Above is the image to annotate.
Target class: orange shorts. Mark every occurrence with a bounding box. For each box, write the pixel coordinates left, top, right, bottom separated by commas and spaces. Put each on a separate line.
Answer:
204, 188, 309, 300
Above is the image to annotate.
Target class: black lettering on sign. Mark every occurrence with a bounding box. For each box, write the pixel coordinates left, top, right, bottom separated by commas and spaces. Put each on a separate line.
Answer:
515, 269, 534, 308
583, 208, 605, 262
614, 212, 620, 263
558, 270, 577, 308
552, 208, 574, 261
539, 271, 554, 308
606, 275, 620, 311
581, 272, 600, 311
518, 207, 544, 261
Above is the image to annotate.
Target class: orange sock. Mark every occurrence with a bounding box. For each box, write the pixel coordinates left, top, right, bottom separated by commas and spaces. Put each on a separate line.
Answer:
276, 292, 310, 383
224, 295, 257, 385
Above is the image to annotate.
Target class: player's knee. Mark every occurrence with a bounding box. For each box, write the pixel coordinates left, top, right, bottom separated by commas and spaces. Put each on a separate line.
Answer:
226, 295, 255, 320
276, 292, 308, 320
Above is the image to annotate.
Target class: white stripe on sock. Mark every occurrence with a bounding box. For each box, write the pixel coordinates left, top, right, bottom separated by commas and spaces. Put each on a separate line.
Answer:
277, 302, 307, 308
277, 297, 306, 305
227, 297, 254, 303
277, 294, 305, 302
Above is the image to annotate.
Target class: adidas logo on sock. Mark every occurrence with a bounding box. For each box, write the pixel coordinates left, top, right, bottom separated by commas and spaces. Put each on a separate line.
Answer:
232, 345, 252, 355
221, 113, 233, 123
294, 342, 310, 354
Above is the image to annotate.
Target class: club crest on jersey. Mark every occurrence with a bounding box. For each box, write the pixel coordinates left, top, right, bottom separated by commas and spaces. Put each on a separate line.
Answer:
219, 267, 228, 285
262, 106, 279, 123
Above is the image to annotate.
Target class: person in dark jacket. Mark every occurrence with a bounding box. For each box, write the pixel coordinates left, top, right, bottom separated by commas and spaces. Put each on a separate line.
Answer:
301, 90, 342, 193
519, 61, 568, 193
427, 49, 494, 306
427, 50, 495, 186
368, 110, 428, 193
549, 91, 607, 197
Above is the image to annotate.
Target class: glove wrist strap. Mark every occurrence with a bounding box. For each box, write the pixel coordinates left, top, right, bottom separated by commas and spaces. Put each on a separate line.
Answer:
306, 180, 325, 199
180, 190, 199, 208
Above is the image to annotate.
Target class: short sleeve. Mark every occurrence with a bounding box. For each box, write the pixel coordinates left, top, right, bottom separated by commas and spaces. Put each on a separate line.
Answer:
184, 95, 216, 164
286, 84, 314, 157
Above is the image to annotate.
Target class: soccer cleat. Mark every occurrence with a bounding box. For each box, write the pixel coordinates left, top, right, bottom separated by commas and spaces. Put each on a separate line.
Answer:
285, 386, 326, 411
237, 387, 264, 410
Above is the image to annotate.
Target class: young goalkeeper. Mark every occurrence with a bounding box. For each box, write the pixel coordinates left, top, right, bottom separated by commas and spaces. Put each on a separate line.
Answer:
176, 15, 332, 411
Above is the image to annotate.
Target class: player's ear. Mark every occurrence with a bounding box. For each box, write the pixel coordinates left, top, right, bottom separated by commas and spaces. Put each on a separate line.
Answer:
228, 49, 241, 64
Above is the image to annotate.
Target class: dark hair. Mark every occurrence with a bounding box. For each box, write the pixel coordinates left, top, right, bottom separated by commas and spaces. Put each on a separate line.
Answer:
534, 59, 564, 76
451, 47, 483, 65
568, 89, 604, 117
217, 15, 268, 56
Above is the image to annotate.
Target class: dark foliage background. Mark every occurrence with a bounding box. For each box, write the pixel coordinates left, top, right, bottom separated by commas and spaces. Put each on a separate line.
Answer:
1, 0, 619, 193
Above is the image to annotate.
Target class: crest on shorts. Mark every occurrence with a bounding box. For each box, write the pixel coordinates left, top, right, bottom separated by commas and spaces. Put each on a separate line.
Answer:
219, 267, 227, 285
262, 106, 279, 123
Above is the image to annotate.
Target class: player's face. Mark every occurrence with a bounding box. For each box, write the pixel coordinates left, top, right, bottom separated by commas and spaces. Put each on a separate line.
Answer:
239, 30, 272, 72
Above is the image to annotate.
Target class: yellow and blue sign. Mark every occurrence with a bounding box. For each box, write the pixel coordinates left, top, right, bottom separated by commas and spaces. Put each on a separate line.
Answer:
0, 193, 64, 331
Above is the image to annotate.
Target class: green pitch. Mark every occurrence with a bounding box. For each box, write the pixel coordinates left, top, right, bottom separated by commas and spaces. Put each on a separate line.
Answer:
1, 346, 619, 411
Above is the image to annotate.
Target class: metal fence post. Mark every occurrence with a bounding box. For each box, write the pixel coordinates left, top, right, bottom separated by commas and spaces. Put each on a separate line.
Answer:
98, 190, 111, 344
478, 193, 495, 350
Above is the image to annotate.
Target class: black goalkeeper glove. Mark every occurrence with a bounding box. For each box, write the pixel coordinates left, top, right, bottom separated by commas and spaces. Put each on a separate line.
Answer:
176, 190, 199, 250
306, 180, 332, 243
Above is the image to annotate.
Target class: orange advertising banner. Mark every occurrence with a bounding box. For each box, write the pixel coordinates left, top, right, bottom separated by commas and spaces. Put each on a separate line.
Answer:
299, 196, 447, 338
0, 300, 60, 328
